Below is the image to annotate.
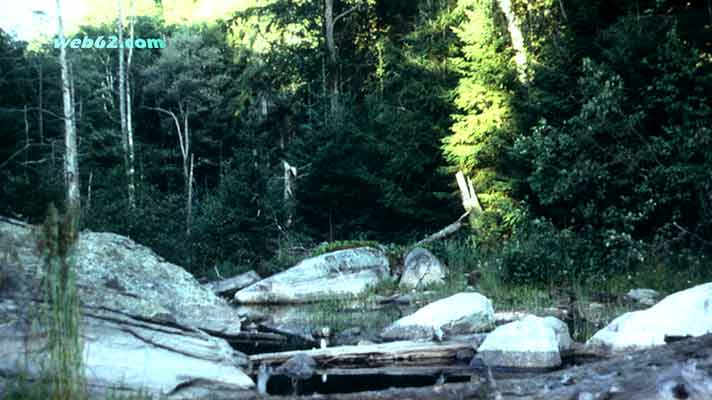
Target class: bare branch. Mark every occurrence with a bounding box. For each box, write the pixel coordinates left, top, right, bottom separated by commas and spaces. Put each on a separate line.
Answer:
0, 143, 30, 170
334, 5, 358, 24
142, 106, 186, 160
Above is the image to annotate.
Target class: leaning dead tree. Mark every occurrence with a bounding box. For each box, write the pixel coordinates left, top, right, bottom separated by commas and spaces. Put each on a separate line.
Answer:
414, 171, 483, 247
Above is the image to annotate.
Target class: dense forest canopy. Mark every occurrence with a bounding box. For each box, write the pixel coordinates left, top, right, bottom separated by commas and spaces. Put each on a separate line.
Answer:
1, 0, 710, 284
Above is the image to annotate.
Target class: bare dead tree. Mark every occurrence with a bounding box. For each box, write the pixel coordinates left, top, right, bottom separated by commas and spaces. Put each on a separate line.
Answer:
56, 0, 80, 215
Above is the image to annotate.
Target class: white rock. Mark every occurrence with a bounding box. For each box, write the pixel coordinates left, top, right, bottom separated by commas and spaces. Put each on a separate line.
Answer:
380, 292, 494, 340
0, 220, 242, 336
0, 309, 254, 398
399, 248, 446, 289
587, 283, 712, 354
0, 219, 254, 399
234, 247, 390, 304
476, 315, 572, 369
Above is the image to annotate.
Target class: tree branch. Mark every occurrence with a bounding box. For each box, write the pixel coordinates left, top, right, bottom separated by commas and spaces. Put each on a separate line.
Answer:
142, 106, 186, 160
334, 5, 358, 25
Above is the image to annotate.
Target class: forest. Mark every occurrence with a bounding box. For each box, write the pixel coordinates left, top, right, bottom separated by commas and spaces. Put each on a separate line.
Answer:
3, 1, 712, 399
1, 0, 711, 289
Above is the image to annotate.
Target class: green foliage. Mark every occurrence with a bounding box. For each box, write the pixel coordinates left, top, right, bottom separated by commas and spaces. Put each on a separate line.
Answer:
444, 0, 518, 172
442, 0, 524, 243
192, 152, 273, 276
362, 276, 400, 297
1, 0, 711, 288
514, 18, 712, 250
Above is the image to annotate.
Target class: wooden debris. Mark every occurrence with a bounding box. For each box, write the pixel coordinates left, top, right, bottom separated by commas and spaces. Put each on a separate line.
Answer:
237, 334, 712, 400
249, 340, 475, 372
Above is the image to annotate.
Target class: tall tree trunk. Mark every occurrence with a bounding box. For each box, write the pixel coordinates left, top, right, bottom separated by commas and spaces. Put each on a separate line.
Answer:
184, 110, 191, 238
56, 0, 80, 214
324, 0, 338, 117
283, 160, 297, 228
187, 153, 194, 238
69, 62, 77, 136
496, 0, 528, 83
126, 0, 136, 208
325, 0, 336, 66
117, 0, 132, 209
323, 1, 359, 119
38, 60, 44, 143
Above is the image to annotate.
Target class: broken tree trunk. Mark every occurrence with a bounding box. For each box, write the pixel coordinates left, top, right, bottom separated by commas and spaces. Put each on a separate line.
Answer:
456, 171, 483, 214
414, 211, 470, 247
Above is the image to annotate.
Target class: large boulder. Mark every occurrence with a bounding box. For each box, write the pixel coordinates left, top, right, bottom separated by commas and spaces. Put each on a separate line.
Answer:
586, 282, 712, 355
476, 315, 573, 369
0, 306, 254, 399
234, 247, 390, 304
0, 218, 253, 398
204, 270, 262, 298
0, 219, 242, 336
380, 292, 495, 341
399, 248, 446, 289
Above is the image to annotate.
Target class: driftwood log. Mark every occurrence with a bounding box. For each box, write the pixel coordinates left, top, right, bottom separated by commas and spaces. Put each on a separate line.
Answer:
238, 333, 712, 399
414, 211, 470, 247
249, 340, 475, 372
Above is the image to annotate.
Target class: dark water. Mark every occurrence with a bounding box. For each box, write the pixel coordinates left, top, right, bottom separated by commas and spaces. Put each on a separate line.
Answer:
264, 372, 471, 395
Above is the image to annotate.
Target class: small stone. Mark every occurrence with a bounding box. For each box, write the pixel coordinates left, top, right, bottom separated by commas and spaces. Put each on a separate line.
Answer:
624, 288, 661, 306
577, 392, 595, 400
608, 385, 623, 394
560, 373, 575, 385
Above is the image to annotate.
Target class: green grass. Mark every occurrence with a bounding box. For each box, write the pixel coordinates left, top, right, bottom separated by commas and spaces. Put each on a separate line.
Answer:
284, 296, 406, 340
36, 205, 86, 400
362, 276, 400, 297
3, 376, 154, 400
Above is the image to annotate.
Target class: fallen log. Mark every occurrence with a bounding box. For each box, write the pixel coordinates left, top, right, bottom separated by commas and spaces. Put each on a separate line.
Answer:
227, 331, 288, 345
414, 211, 470, 247
238, 333, 712, 399
314, 365, 474, 378
249, 340, 475, 372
